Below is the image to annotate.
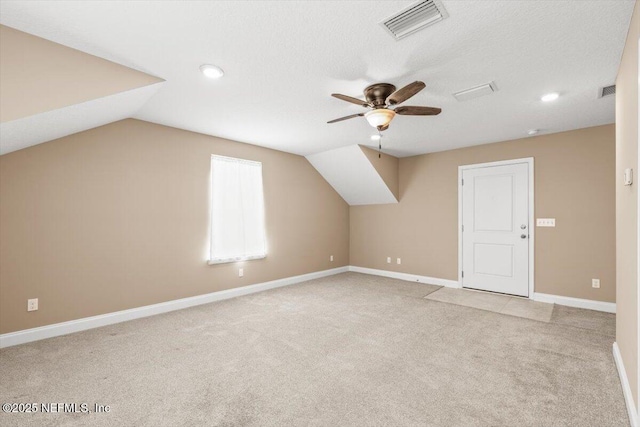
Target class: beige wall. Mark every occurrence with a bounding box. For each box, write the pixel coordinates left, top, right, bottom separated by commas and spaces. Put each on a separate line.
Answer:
616, 1, 639, 408
359, 146, 399, 201
0, 119, 350, 334
0, 25, 162, 123
351, 124, 616, 303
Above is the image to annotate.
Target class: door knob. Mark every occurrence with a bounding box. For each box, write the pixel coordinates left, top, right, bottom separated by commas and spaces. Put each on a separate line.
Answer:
521, 234, 527, 239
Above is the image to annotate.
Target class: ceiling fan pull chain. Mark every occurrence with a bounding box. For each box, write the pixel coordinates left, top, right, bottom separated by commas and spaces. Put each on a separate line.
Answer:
378, 131, 382, 158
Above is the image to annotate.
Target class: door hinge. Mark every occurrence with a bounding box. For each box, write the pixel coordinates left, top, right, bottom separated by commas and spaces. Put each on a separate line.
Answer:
462, 224, 464, 232
461, 271, 464, 278
461, 178, 464, 186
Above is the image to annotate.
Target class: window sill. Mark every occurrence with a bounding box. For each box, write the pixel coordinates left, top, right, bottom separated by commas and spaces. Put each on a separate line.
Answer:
207, 255, 266, 265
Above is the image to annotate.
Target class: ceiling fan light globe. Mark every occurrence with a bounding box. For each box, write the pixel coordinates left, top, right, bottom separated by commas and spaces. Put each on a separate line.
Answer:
364, 109, 396, 129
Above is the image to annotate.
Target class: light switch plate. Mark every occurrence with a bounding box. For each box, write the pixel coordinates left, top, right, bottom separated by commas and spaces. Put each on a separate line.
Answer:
537, 218, 555, 227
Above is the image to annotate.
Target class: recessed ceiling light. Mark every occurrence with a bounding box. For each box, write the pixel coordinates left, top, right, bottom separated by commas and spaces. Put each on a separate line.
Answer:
371, 135, 381, 141
200, 64, 224, 79
541, 93, 559, 102
527, 129, 539, 135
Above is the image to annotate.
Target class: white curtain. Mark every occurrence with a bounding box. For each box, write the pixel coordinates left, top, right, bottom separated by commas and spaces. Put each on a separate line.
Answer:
210, 155, 267, 263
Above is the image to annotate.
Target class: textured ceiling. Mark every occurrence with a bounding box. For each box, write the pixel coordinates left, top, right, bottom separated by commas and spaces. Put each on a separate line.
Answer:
0, 84, 163, 155
0, 1, 635, 157
307, 145, 398, 205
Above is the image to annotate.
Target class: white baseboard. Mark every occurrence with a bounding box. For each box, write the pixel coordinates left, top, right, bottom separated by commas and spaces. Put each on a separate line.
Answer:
0, 266, 618, 348
0, 266, 349, 349
349, 267, 616, 313
614, 342, 639, 427
348, 265, 460, 288
533, 292, 616, 313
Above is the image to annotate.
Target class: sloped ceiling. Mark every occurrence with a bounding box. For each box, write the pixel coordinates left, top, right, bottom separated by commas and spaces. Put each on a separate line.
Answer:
0, 25, 164, 154
359, 145, 399, 201
0, 84, 163, 155
307, 145, 398, 205
0, 1, 634, 157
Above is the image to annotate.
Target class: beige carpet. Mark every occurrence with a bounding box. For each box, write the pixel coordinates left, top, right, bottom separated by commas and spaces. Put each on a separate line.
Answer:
0, 272, 628, 426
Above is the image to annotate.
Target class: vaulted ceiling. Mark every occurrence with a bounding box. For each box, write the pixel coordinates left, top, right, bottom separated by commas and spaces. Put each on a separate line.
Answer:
0, 1, 635, 157
0, 25, 163, 155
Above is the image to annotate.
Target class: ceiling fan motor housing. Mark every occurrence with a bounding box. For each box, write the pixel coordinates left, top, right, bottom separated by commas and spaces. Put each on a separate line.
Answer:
364, 83, 396, 108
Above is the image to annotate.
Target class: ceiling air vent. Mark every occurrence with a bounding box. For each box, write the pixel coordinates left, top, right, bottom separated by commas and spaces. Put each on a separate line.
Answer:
598, 85, 616, 98
380, 0, 449, 40
453, 82, 499, 102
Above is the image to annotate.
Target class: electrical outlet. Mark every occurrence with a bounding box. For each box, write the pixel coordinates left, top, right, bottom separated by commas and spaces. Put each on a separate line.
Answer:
27, 298, 38, 312
330, 255, 333, 262
239, 268, 244, 278
397, 258, 401, 265
592, 279, 600, 289
386, 257, 391, 264
536, 218, 556, 227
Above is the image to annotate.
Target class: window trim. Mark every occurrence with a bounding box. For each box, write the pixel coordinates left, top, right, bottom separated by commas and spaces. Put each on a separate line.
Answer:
207, 254, 266, 266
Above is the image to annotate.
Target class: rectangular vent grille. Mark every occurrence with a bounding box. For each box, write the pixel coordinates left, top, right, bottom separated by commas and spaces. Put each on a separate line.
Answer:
598, 85, 616, 98
453, 82, 498, 102
380, 0, 449, 40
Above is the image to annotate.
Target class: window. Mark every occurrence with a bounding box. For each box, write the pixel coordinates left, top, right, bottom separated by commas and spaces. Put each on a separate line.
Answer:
209, 155, 267, 264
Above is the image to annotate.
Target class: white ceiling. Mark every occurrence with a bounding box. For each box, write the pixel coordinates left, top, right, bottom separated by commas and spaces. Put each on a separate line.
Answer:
307, 145, 398, 205
0, 83, 163, 155
0, 1, 635, 157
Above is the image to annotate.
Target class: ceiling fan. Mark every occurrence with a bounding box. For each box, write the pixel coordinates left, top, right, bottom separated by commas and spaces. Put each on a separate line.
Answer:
328, 81, 441, 131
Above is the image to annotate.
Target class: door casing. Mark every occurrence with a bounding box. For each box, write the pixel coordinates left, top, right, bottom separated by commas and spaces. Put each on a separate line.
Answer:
458, 158, 535, 298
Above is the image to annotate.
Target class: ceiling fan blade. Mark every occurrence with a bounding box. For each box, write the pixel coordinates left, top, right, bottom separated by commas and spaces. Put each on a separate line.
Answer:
386, 81, 426, 106
331, 93, 369, 107
395, 106, 441, 116
327, 113, 365, 124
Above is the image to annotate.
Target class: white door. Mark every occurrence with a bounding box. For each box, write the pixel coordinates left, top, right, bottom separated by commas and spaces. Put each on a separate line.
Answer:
461, 162, 530, 297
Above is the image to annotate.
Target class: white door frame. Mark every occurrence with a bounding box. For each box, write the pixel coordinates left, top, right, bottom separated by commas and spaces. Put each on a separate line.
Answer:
632, 37, 640, 424
458, 157, 535, 298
